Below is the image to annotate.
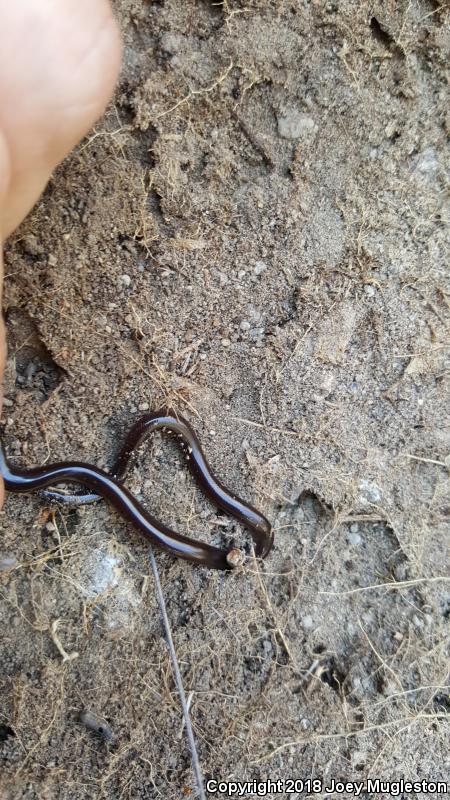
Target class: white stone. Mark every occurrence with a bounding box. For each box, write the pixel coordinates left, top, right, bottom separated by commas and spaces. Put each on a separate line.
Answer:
277, 109, 317, 140
359, 479, 381, 504
254, 260, 267, 275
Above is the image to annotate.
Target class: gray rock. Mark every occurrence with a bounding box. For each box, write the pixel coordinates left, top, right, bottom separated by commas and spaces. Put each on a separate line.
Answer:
278, 108, 317, 140
0, 555, 18, 572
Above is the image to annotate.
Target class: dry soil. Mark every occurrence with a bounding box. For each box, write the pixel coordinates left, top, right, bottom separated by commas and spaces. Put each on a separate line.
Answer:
0, 1, 449, 798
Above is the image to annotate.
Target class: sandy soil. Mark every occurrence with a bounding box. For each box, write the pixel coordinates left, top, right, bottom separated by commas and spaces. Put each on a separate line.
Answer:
1, 1, 449, 798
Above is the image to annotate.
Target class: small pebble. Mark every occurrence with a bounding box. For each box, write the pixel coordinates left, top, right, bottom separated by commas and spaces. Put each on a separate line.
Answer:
351, 750, 367, 767
0, 555, 19, 572
302, 615, 313, 630
359, 479, 381, 503
138, 402, 149, 412
22, 234, 43, 256
240, 320, 251, 332
347, 531, 362, 546
277, 108, 317, 140
45, 522, 56, 533
120, 274, 132, 288
221, 338, 231, 347
254, 260, 267, 275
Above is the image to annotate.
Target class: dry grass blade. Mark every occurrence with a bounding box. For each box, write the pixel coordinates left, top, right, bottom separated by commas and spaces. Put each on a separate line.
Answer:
148, 550, 206, 800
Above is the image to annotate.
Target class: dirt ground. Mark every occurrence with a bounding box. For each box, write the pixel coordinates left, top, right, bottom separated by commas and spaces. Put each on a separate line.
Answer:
0, 1, 449, 798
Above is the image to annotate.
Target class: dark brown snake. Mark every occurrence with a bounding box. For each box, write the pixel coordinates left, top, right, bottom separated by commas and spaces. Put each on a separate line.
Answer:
0, 411, 273, 570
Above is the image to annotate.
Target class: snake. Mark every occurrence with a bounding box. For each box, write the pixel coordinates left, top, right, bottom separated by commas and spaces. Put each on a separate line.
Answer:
0, 411, 273, 570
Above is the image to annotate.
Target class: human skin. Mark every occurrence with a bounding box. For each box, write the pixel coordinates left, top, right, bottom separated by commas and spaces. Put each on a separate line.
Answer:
0, 0, 122, 505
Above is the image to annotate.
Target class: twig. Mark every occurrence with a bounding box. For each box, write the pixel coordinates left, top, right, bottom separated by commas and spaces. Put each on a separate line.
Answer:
156, 61, 233, 119
149, 550, 206, 800
319, 576, 450, 596
253, 713, 448, 763
405, 453, 447, 468
232, 415, 302, 438
50, 619, 79, 664
251, 547, 298, 668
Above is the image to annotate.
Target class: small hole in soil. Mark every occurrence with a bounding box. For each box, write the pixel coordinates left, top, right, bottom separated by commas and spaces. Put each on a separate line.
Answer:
5, 307, 65, 402
320, 664, 345, 693
433, 693, 450, 713
370, 17, 395, 49
0, 725, 15, 742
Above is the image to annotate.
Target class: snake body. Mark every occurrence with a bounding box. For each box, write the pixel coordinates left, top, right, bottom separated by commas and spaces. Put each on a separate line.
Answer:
0, 411, 273, 570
